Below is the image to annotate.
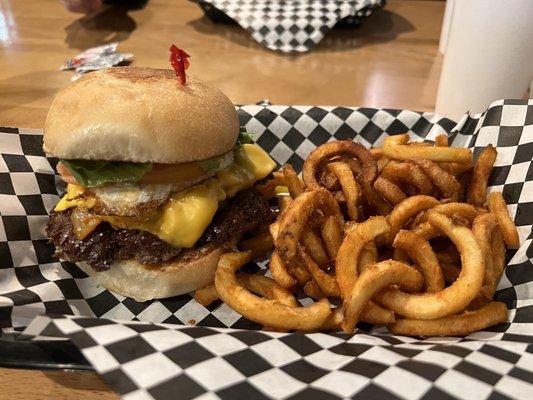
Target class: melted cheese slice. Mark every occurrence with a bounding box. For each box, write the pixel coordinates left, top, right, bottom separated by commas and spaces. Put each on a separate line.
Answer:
103, 183, 220, 248
54, 144, 276, 248
54, 184, 94, 210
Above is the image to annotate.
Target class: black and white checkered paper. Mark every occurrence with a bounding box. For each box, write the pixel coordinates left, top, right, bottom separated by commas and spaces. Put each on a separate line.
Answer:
1, 100, 532, 399
194, 0, 385, 52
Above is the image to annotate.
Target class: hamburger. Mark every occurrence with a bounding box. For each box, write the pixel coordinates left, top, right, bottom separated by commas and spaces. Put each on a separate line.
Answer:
44, 67, 276, 301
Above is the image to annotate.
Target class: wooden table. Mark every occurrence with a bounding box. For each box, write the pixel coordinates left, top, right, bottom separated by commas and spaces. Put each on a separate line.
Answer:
0, 0, 444, 129
0, 0, 444, 398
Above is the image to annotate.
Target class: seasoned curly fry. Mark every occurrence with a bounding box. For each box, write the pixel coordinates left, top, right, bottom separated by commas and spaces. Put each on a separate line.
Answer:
488, 191, 520, 248
434, 134, 449, 147
410, 221, 441, 240
282, 164, 305, 198
373, 176, 406, 205
303, 280, 326, 300
318, 169, 340, 190
256, 171, 286, 199
237, 273, 298, 307
390, 302, 508, 337
342, 260, 423, 333
377, 213, 485, 320
336, 216, 390, 297
320, 308, 344, 330
196, 273, 298, 308
392, 230, 445, 292
358, 242, 378, 274
440, 263, 461, 285
194, 284, 219, 307
277, 188, 343, 266
303, 140, 377, 189
370, 148, 383, 158
328, 161, 360, 221
488, 230, 506, 297
358, 177, 393, 216
382, 160, 435, 196
384, 133, 472, 164
376, 156, 390, 172
299, 247, 340, 297
301, 228, 330, 268
410, 158, 460, 199
416, 202, 479, 227
467, 145, 497, 207
472, 214, 498, 298
269, 250, 297, 289
213, 138, 512, 337
216, 252, 332, 330
387, 195, 439, 243
321, 215, 343, 260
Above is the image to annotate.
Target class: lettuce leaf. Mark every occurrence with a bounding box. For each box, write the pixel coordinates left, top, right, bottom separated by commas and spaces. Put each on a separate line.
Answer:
237, 127, 254, 148
197, 152, 234, 172
60, 160, 153, 187
60, 128, 254, 187
198, 128, 254, 171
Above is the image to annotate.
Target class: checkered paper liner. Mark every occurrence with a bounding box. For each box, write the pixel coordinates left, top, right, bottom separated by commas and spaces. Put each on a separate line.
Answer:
193, 0, 385, 52
1, 99, 532, 399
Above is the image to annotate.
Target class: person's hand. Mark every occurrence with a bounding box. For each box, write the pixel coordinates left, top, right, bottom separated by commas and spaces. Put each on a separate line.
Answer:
60, 0, 103, 13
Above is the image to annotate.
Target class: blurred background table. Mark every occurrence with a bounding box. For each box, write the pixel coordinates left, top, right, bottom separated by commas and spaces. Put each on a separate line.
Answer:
0, 0, 444, 129
0, 0, 444, 398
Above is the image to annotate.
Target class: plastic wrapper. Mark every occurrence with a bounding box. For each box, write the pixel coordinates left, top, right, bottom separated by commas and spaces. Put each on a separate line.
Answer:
61, 42, 133, 80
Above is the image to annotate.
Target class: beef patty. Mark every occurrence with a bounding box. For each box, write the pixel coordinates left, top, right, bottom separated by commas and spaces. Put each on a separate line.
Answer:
46, 188, 273, 271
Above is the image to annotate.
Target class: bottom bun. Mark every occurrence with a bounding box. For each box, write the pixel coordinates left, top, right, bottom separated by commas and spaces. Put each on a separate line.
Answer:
77, 244, 225, 302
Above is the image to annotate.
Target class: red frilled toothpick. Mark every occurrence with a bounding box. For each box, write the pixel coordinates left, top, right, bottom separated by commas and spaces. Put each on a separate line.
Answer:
169, 44, 190, 85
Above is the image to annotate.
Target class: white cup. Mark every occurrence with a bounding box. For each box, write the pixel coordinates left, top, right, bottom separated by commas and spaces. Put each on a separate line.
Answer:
435, 0, 533, 121
438, 0, 454, 54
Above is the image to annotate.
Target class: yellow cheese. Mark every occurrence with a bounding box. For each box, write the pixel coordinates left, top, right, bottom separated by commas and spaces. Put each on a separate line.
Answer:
217, 163, 254, 198
54, 184, 93, 212
236, 144, 277, 181
217, 144, 277, 197
54, 143, 276, 248
104, 184, 219, 248
157, 185, 219, 247
275, 185, 289, 195
204, 178, 227, 202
